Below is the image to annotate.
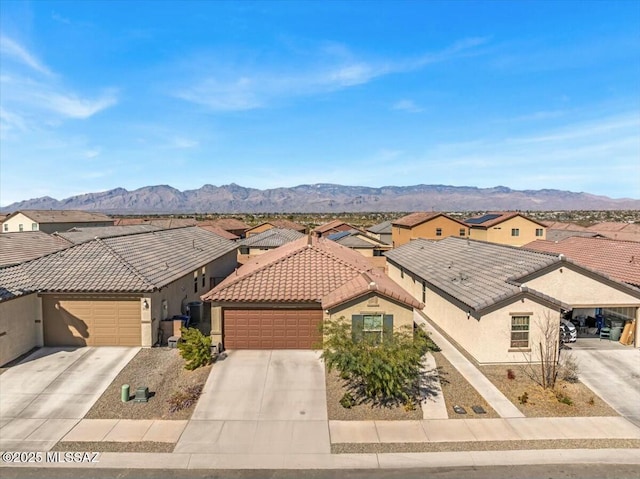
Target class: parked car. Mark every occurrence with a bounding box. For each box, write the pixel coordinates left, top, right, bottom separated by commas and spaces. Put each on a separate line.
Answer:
560, 319, 577, 343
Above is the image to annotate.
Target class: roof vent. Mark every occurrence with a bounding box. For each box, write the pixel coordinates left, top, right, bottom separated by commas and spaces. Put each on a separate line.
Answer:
369, 281, 377, 290
559, 253, 566, 261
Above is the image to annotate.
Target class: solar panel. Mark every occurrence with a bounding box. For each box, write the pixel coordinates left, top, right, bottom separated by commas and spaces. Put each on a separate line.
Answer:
327, 231, 351, 241
464, 214, 502, 225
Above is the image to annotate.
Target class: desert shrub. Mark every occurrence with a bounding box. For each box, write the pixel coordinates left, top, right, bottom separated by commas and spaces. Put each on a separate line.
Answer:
558, 355, 580, 383
321, 318, 437, 405
167, 384, 204, 413
556, 391, 573, 406
339, 392, 356, 409
518, 392, 529, 405
507, 369, 516, 380
587, 396, 595, 406
178, 327, 212, 370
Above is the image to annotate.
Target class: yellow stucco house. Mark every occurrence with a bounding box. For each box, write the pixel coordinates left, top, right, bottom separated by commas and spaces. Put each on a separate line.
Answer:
391, 212, 469, 247
464, 212, 546, 247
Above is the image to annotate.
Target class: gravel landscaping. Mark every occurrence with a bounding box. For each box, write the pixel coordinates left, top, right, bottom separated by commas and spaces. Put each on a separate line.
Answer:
332, 438, 640, 454
432, 351, 498, 419
326, 368, 422, 420
85, 347, 211, 420
479, 364, 617, 417
51, 441, 174, 453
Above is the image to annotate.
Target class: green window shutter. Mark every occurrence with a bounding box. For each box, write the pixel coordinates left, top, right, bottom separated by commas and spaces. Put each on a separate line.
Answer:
383, 314, 394, 342
352, 315, 364, 342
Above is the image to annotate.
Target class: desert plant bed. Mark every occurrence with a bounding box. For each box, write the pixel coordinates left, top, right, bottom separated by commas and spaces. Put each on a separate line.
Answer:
432, 351, 499, 419
85, 348, 211, 420
479, 364, 617, 417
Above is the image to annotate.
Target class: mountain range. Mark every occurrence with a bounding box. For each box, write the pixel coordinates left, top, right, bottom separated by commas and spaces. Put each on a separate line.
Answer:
2, 184, 638, 213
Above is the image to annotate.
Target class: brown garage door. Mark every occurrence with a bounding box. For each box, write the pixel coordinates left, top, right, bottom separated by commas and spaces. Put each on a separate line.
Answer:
224, 309, 323, 349
42, 296, 141, 346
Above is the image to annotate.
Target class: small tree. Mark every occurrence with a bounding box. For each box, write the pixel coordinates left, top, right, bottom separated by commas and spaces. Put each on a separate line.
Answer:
177, 327, 212, 370
321, 317, 437, 406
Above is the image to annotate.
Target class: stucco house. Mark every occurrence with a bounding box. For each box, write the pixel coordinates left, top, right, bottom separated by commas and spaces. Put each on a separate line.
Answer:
237, 228, 305, 261
312, 220, 354, 237
366, 220, 392, 245
386, 237, 640, 364
0, 231, 71, 267
391, 212, 469, 247
202, 236, 422, 350
245, 219, 306, 237
464, 212, 546, 247
2, 210, 114, 233
0, 227, 237, 365
209, 218, 251, 238
327, 228, 390, 270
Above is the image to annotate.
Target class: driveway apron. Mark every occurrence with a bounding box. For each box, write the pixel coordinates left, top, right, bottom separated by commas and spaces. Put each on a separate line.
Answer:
176, 350, 330, 454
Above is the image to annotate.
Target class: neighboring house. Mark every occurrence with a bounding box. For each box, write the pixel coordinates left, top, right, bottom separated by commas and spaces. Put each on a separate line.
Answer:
209, 218, 250, 238
312, 220, 354, 237
327, 229, 391, 270
245, 219, 306, 237
54, 225, 163, 244
0, 231, 71, 267
541, 221, 602, 242
523, 237, 640, 288
202, 236, 422, 350
2, 210, 114, 233
0, 227, 237, 365
113, 217, 197, 228
197, 225, 240, 241
237, 228, 305, 259
588, 222, 640, 242
366, 220, 393, 245
391, 212, 469, 247
464, 212, 546, 247
386, 237, 640, 364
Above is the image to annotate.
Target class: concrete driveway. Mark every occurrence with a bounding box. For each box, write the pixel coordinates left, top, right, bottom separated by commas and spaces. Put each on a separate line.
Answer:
0, 346, 139, 451
176, 350, 330, 455
571, 347, 640, 427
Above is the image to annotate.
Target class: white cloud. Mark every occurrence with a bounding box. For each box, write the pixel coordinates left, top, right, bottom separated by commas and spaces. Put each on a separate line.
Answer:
170, 137, 199, 149
392, 99, 423, 113
41, 89, 118, 119
0, 35, 52, 76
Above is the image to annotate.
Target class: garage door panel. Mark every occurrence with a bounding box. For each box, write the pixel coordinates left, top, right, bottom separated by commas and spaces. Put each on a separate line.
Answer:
224, 309, 322, 349
43, 296, 141, 347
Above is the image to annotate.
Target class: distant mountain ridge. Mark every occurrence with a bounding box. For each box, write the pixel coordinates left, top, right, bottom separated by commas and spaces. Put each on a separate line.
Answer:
2, 183, 638, 213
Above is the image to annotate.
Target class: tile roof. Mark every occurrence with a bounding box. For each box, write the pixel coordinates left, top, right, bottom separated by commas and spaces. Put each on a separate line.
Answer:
202, 236, 420, 310
249, 219, 306, 232
329, 230, 390, 249
392, 212, 467, 228
239, 228, 305, 248
312, 220, 353, 234
523, 237, 640, 287
366, 220, 392, 234
0, 231, 72, 267
0, 227, 237, 300
385, 237, 564, 312
464, 212, 546, 229
197, 225, 240, 240
54, 225, 163, 244
542, 221, 590, 231
112, 218, 197, 228
546, 230, 602, 242
6, 210, 113, 223
210, 218, 250, 232
0, 264, 36, 301
587, 222, 640, 242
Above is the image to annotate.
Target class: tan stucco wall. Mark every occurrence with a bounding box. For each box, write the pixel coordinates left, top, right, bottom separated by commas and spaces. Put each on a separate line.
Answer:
245, 224, 274, 237
524, 265, 640, 308
2, 213, 39, 232
149, 250, 237, 345
0, 294, 43, 365
388, 261, 561, 363
469, 216, 545, 247
325, 293, 415, 333
392, 217, 467, 247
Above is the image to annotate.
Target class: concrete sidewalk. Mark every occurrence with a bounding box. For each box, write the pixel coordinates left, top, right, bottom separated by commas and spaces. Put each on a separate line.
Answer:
329, 416, 640, 443
414, 311, 524, 418
1, 448, 639, 470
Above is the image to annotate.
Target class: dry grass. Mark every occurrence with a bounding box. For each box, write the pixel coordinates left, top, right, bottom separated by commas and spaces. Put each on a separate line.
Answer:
325, 368, 422, 420
432, 352, 498, 419
51, 441, 174, 453
85, 348, 211, 420
479, 364, 618, 417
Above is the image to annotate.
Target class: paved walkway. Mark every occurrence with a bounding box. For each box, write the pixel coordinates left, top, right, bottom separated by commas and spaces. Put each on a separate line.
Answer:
420, 353, 448, 419
414, 311, 525, 418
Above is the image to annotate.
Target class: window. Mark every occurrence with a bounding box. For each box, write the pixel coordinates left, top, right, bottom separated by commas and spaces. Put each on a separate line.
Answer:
31, 223, 37, 231
422, 281, 426, 303
193, 271, 198, 293
19, 224, 23, 232
2, 224, 7, 232
535, 228, 543, 237
511, 228, 520, 237
510, 315, 530, 348
435, 228, 442, 236
373, 249, 384, 257
201, 267, 206, 287
459, 228, 466, 237
400, 268, 404, 279
352, 314, 393, 344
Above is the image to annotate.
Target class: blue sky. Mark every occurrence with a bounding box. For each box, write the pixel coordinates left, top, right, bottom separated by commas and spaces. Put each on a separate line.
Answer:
1, 1, 639, 206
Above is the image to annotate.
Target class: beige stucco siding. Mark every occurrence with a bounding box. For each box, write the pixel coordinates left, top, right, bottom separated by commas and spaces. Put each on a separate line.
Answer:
0, 294, 42, 366
326, 293, 415, 333
3, 213, 39, 233
470, 216, 545, 247
2, 213, 113, 233
393, 217, 467, 247
524, 265, 640, 307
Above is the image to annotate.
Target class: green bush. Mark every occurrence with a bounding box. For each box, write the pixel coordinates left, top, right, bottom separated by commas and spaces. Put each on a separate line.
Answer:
339, 392, 356, 409
177, 327, 212, 370
321, 318, 437, 405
